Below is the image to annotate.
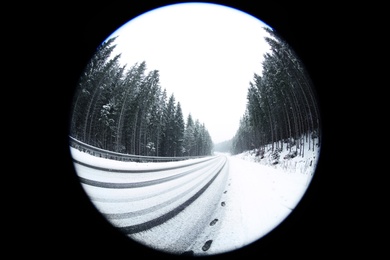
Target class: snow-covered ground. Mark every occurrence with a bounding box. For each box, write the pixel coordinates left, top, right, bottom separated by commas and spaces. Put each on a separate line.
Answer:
207, 142, 320, 254
69, 138, 320, 256
232, 140, 320, 176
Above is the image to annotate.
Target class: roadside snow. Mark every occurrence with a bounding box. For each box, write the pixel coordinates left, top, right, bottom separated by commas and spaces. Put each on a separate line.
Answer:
234, 139, 320, 175
208, 141, 320, 254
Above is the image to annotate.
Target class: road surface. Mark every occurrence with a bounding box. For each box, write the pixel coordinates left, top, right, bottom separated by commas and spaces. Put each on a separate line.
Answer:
71, 148, 304, 256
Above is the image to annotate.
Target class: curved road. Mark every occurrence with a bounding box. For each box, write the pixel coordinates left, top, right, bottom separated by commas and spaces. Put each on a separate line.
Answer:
72, 150, 231, 256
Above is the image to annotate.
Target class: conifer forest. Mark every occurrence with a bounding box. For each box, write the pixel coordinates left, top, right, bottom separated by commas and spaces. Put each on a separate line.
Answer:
231, 27, 321, 157
69, 36, 213, 157
69, 27, 321, 159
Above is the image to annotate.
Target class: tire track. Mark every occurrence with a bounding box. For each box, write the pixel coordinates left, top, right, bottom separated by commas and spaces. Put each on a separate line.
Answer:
119, 157, 227, 234
74, 149, 230, 254
104, 162, 222, 219
89, 160, 218, 203
72, 156, 216, 173
78, 162, 209, 188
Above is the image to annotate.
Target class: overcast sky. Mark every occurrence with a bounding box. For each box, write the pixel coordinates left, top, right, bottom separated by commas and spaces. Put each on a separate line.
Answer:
105, 2, 272, 144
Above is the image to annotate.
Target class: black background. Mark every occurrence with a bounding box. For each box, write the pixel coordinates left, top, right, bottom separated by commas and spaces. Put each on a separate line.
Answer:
16, 0, 374, 258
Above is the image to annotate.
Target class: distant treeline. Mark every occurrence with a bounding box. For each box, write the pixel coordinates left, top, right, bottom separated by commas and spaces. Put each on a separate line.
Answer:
231, 27, 321, 157
213, 139, 232, 153
69, 37, 213, 157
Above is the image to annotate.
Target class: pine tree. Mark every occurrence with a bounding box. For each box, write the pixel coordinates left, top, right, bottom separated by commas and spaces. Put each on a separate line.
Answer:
161, 94, 176, 156
174, 102, 185, 157
70, 36, 120, 146
114, 61, 146, 153
183, 113, 195, 156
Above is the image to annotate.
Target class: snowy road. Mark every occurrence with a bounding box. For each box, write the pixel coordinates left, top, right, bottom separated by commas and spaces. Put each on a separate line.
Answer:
71, 147, 312, 256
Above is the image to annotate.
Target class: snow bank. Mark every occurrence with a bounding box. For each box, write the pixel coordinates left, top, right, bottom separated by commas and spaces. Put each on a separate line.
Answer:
233, 140, 320, 176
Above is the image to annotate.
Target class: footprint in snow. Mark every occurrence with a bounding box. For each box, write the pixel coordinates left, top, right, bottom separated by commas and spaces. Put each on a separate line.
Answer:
210, 219, 218, 226
202, 240, 213, 251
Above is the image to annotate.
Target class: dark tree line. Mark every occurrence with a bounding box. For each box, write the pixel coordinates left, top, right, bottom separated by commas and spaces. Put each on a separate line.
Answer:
70, 37, 213, 157
231, 27, 321, 157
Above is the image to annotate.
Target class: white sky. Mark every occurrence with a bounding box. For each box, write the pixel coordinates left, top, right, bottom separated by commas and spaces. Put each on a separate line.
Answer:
105, 2, 272, 144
